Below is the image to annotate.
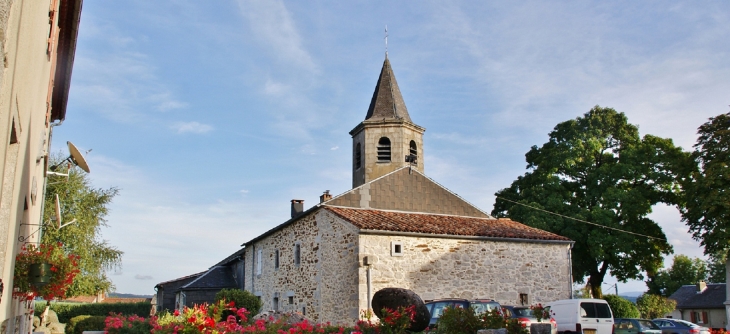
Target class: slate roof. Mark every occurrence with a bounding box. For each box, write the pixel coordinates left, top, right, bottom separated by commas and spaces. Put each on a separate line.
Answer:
155, 271, 205, 287
325, 206, 572, 242
669, 283, 726, 309
180, 266, 237, 291
364, 57, 411, 122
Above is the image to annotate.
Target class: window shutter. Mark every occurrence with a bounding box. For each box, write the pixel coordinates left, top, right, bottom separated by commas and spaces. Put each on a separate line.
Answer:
701, 312, 707, 324
690, 312, 696, 323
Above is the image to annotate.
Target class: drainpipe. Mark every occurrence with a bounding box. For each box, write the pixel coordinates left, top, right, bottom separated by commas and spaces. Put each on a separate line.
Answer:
568, 243, 574, 299
367, 265, 372, 310
251, 244, 255, 293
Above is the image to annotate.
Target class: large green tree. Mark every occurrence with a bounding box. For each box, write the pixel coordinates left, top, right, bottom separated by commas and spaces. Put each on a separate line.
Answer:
646, 255, 708, 296
707, 251, 727, 283
681, 112, 730, 257
492, 106, 691, 298
41, 155, 123, 296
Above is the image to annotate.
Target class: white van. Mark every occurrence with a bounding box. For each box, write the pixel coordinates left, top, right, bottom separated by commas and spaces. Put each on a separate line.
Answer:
547, 299, 613, 334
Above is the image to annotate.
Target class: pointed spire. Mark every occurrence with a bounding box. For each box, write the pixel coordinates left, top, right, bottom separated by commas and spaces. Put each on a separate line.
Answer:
364, 57, 412, 122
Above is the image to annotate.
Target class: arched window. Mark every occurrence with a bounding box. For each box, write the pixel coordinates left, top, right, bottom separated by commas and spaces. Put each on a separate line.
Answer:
409, 140, 417, 159
355, 143, 362, 169
377, 137, 391, 162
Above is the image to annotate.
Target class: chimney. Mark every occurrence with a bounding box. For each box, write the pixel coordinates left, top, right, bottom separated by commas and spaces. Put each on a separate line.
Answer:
291, 199, 304, 218
320, 190, 332, 203
696, 281, 707, 293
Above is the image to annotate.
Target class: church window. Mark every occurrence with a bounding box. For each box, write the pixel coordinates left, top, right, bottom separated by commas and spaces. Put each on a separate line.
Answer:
355, 143, 362, 169
294, 243, 301, 265
377, 137, 391, 162
409, 140, 417, 157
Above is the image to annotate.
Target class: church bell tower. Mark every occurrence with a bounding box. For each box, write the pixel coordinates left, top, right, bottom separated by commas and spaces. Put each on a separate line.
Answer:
350, 56, 425, 188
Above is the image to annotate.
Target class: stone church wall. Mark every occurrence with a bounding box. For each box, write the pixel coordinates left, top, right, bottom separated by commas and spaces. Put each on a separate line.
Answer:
243, 209, 361, 324
357, 234, 572, 311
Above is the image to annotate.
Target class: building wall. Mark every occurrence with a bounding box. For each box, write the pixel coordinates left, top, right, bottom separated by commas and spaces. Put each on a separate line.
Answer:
244, 209, 360, 324
157, 276, 201, 312
0, 0, 67, 331
357, 234, 572, 312
181, 290, 219, 309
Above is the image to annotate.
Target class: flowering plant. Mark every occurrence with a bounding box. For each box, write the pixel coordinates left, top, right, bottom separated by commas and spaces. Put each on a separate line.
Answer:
12, 242, 80, 301
529, 304, 550, 323
355, 306, 416, 334
107, 300, 351, 334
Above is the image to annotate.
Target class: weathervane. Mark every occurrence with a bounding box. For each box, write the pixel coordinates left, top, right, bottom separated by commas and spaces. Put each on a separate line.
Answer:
384, 25, 388, 57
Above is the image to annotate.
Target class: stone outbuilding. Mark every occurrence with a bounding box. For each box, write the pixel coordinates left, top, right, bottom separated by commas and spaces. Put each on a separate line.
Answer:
155, 55, 575, 323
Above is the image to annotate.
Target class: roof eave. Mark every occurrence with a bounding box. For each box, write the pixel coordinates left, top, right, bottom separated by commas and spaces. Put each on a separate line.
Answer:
50, 0, 83, 122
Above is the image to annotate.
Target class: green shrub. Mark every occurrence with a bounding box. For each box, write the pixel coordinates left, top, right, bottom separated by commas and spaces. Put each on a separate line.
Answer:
603, 295, 640, 318
436, 306, 484, 334
34, 302, 151, 323
214, 289, 262, 318
505, 318, 530, 334
67, 315, 106, 334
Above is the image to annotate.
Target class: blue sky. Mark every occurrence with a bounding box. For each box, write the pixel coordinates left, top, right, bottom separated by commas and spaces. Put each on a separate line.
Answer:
49, 1, 730, 295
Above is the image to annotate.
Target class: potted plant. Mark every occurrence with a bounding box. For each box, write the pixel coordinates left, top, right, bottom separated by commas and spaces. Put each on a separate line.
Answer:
13, 242, 80, 301
529, 304, 552, 334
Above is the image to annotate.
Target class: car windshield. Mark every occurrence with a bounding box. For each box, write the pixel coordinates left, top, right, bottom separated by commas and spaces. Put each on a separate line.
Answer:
638, 320, 660, 330
511, 308, 533, 317
674, 320, 697, 328
472, 302, 501, 315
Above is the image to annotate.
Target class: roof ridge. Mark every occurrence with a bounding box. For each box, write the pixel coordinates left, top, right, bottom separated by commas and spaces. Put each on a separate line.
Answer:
323, 204, 497, 220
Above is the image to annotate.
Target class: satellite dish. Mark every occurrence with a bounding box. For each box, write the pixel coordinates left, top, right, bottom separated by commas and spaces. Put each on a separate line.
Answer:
53, 193, 76, 229
67, 141, 90, 173
49, 141, 91, 174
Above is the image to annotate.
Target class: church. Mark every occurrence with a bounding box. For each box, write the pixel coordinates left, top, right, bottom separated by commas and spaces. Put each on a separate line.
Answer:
155, 56, 574, 324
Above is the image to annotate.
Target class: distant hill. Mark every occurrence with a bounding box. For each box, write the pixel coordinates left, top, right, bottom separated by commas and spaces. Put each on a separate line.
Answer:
617, 291, 644, 303
108, 292, 153, 299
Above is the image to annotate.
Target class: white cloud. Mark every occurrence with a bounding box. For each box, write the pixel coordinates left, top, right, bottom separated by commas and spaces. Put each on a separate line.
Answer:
71, 19, 188, 123
134, 275, 153, 280
171, 121, 213, 134
330, 146, 338, 151
236, 0, 316, 73
240, 189, 249, 194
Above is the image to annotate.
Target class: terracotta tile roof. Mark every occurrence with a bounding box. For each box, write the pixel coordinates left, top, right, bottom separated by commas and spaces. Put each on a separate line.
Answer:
325, 206, 571, 242
63, 295, 97, 303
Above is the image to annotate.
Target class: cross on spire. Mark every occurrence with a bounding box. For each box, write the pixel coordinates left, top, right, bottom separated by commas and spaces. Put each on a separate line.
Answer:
384, 25, 388, 57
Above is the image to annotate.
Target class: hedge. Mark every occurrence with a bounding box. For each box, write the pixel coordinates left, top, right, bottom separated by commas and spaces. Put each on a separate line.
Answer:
34, 302, 151, 323
67, 315, 107, 334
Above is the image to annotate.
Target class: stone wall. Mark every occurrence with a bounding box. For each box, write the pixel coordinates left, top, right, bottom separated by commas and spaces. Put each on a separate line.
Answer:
357, 234, 572, 311
243, 209, 361, 323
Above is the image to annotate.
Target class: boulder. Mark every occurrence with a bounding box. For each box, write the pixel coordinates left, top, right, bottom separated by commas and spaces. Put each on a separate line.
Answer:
371, 288, 430, 332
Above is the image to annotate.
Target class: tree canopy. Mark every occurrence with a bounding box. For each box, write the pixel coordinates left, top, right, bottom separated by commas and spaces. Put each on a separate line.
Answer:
646, 255, 708, 296
681, 112, 730, 256
41, 154, 123, 296
492, 106, 691, 298
636, 294, 676, 319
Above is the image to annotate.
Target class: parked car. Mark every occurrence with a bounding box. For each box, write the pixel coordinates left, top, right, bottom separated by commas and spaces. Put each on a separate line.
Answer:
547, 298, 614, 334
502, 305, 557, 334
652, 319, 710, 334
424, 298, 502, 328
614, 318, 662, 334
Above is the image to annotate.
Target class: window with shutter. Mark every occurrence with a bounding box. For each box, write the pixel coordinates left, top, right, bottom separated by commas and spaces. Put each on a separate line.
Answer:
701, 312, 707, 324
